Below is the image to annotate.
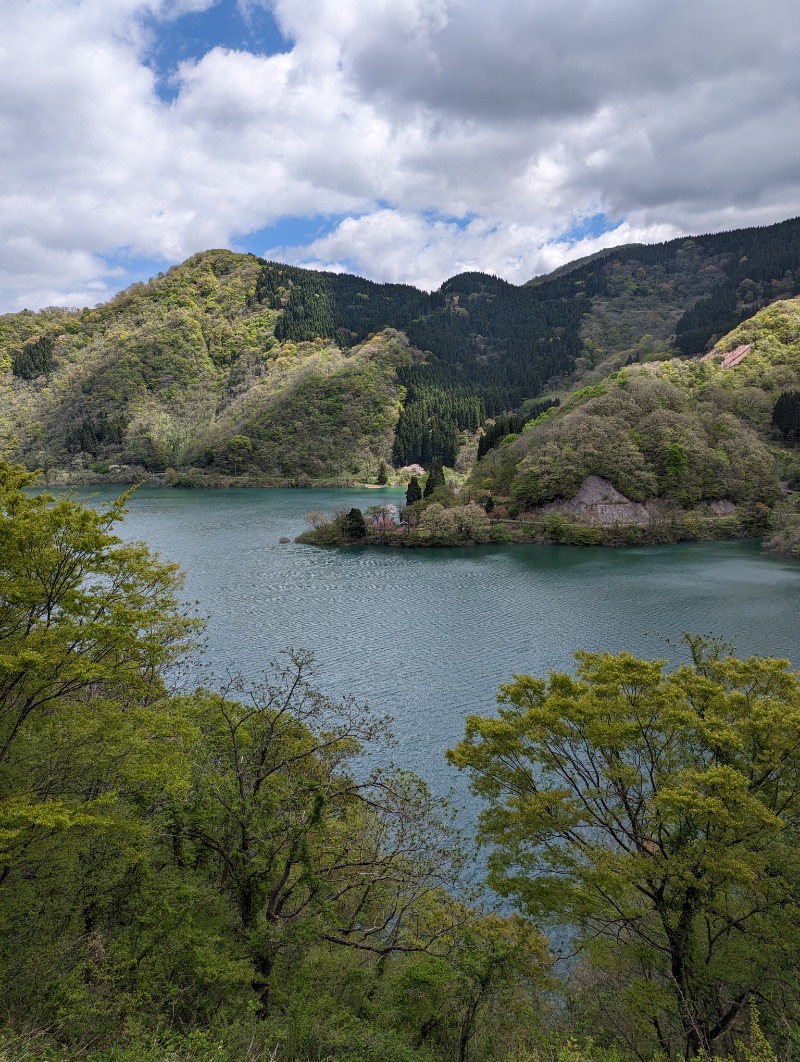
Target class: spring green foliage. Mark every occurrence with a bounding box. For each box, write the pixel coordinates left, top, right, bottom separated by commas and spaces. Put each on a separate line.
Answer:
0, 253, 405, 481
0, 461, 199, 772
6, 466, 800, 1058
449, 637, 800, 1059
476, 297, 800, 510
5, 218, 800, 484
0, 464, 559, 1061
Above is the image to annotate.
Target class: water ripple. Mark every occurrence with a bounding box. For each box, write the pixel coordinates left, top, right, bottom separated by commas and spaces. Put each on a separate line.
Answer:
79, 486, 800, 813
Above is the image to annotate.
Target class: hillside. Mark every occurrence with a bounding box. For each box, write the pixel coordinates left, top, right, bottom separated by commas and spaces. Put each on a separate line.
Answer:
2, 217, 800, 484
0, 251, 414, 483
471, 297, 800, 547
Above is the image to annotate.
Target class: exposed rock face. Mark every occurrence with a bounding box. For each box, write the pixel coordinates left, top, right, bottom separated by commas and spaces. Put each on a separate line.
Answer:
700, 343, 752, 367
541, 475, 651, 526
707, 500, 736, 515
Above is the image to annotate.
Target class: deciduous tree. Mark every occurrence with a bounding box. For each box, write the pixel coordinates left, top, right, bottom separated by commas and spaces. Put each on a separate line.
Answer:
449, 638, 800, 1058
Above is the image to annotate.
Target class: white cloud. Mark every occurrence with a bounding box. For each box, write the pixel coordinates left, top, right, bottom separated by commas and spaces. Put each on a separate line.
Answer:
1, 0, 799, 310
265, 210, 682, 290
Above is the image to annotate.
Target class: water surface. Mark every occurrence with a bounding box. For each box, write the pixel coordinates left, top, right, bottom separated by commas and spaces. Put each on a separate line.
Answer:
85, 486, 800, 799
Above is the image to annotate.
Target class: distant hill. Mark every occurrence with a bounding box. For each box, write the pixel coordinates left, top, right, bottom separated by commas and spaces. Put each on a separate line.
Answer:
0, 251, 414, 483
2, 217, 800, 482
472, 297, 800, 525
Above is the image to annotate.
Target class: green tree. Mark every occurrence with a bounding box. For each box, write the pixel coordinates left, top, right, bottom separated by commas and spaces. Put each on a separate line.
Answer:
227, 433, 253, 474
773, 390, 800, 440
343, 506, 367, 539
449, 638, 800, 1059
11, 334, 55, 379
183, 652, 465, 1018
406, 475, 423, 505
0, 462, 198, 777
423, 457, 446, 498
663, 440, 689, 490
376, 460, 389, 484
0, 463, 211, 1043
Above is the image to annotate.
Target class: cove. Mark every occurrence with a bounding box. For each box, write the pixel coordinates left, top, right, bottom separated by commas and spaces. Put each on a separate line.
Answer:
83, 485, 800, 801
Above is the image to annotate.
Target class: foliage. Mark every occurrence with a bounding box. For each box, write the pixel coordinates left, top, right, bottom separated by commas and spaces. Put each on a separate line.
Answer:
406, 475, 423, 505
344, 506, 367, 539
482, 298, 800, 510
449, 637, 800, 1059
0, 462, 199, 775
773, 389, 800, 439
423, 457, 446, 497
11, 333, 55, 378
5, 219, 800, 485
0, 464, 555, 1060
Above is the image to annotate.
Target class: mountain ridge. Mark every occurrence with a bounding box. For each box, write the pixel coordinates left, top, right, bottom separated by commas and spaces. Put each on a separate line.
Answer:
2, 217, 800, 491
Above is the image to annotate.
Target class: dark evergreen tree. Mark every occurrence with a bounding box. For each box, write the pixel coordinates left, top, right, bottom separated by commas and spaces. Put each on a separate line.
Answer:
12, 335, 55, 379
477, 415, 528, 459
423, 457, 445, 497
344, 507, 366, 539
376, 460, 388, 484
405, 476, 422, 505
773, 390, 800, 440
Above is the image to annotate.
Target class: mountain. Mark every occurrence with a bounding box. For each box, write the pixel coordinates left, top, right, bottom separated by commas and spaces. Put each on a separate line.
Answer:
472, 297, 800, 540
2, 217, 800, 483
0, 251, 414, 483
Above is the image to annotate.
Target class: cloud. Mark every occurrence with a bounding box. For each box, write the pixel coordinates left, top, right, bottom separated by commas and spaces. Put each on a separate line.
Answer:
265, 210, 681, 290
1, 0, 799, 310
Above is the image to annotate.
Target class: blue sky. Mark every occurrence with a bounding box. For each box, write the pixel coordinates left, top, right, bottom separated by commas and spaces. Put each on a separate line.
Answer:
1, 0, 798, 311
144, 1, 290, 102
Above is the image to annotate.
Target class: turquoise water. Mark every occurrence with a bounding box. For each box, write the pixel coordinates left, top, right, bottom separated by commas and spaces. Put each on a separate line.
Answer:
84, 485, 800, 800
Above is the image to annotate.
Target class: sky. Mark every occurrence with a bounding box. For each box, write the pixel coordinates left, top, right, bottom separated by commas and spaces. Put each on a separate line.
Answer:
2, 0, 800, 313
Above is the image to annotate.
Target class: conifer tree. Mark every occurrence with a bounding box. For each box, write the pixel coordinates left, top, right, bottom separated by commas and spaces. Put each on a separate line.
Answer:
423, 457, 445, 497
773, 390, 800, 439
344, 507, 366, 538
405, 475, 422, 505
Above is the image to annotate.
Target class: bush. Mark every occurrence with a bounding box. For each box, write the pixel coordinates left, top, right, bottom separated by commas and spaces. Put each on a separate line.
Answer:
564, 524, 601, 546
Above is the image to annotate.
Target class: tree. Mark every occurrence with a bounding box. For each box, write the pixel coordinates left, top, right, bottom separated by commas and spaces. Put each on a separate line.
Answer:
449, 638, 800, 1059
376, 460, 389, 485
182, 652, 465, 1018
227, 433, 253, 474
0, 462, 199, 778
424, 457, 446, 498
773, 390, 800, 440
343, 506, 367, 539
11, 334, 55, 379
406, 475, 423, 505
365, 503, 398, 542
0, 463, 208, 1039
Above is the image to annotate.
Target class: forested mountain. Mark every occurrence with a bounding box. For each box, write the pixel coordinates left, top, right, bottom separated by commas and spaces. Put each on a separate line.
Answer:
2, 217, 800, 481
473, 297, 800, 525
0, 252, 414, 483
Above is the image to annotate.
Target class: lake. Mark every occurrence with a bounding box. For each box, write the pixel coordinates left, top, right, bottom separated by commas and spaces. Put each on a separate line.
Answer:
85, 485, 800, 803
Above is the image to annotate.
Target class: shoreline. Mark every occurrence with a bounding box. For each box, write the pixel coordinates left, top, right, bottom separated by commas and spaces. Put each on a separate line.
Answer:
35, 469, 798, 556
